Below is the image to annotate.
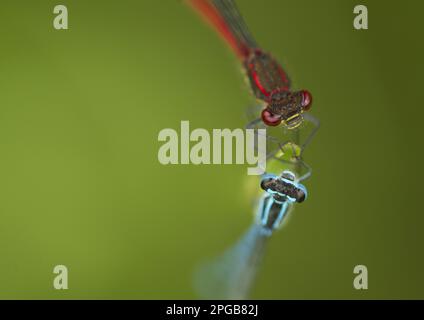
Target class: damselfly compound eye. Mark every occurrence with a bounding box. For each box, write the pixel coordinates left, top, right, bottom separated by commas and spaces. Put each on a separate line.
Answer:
261, 108, 282, 126
296, 184, 308, 203
301, 90, 312, 111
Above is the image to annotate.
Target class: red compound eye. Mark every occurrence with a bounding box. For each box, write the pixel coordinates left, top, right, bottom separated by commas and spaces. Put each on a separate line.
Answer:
261, 109, 282, 126
301, 90, 312, 111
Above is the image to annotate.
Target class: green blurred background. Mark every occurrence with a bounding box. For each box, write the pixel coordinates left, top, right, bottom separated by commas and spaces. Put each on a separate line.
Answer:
0, 0, 423, 299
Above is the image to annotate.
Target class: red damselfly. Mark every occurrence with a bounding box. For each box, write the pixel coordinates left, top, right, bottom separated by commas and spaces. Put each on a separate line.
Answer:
187, 0, 313, 128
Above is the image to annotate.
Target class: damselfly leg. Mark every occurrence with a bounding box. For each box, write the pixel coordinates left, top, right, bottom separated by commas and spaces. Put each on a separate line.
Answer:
247, 107, 319, 157
247, 106, 319, 181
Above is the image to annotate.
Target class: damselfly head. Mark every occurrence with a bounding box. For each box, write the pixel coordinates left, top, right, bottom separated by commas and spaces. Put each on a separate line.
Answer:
262, 89, 313, 128
260, 171, 307, 203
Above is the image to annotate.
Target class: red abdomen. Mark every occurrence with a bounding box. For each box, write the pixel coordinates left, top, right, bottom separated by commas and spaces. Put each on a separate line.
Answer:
244, 49, 290, 101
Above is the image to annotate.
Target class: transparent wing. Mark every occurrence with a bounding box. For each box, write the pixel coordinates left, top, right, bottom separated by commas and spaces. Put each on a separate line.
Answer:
193, 224, 269, 299
211, 0, 258, 49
